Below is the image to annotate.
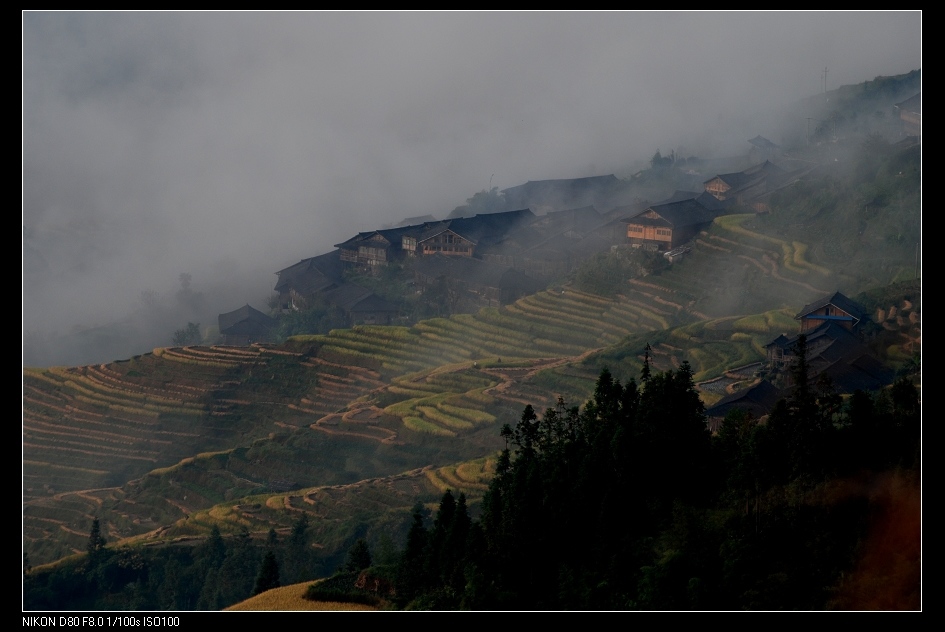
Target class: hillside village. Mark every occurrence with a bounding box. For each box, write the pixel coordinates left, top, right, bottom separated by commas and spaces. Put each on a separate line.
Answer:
217, 155, 793, 342
24, 72, 921, 610
242, 156, 809, 333
217, 80, 920, 424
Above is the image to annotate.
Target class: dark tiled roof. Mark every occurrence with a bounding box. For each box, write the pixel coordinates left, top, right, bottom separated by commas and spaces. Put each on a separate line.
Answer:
501, 175, 623, 210
501, 175, 620, 196
605, 201, 650, 221
334, 226, 416, 250
321, 283, 373, 310
629, 198, 719, 228
657, 190, 702, 204
818, 354, 895, 393
704, 160, 785, 190
218, 304, 276, 335
274, 252, 343, 295
334, 231, 377, 249
542, 205, 602, 221
695, 191, 726, 211
706, 379, 782, 419
748, 135, 779, 149
394, 214, 438, 227
765, 333, 792, 350
763, 320, 894, 393
795, 291, 867, 322
895, 92, 921, 115
417, 209, 536, 247
766, 321, 860, 352
319, 283, 398, 314
416, 222, 465, 243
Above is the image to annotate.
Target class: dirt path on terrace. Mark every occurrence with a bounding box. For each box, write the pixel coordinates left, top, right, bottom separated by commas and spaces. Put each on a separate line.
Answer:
481, 349, 604, 396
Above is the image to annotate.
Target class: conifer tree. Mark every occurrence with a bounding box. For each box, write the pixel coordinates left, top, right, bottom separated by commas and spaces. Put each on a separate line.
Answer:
397, 502, 429, 606
285, 512, 310, 583
87, 518, 106, 558
426, 491, 455, 580
345, 538, 372, 573
253, 550, 280, 596
86, 518, 107, 569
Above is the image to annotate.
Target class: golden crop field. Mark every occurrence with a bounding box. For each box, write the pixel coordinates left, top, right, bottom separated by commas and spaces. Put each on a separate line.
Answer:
225, 581, 379, 611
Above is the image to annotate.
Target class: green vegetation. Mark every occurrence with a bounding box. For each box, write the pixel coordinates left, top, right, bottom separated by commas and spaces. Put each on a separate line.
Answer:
572, 247, 669, 296
172, 322, 202, 346
23, 71, 920, 610
390, 359, 920, 610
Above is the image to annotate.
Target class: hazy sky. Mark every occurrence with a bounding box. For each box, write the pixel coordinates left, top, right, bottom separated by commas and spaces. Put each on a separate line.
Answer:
22, 11, 921, 352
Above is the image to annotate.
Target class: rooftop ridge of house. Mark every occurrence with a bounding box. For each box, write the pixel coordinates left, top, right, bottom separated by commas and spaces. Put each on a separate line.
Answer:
794, 291, 867, 322
218, 303, 275, 332
502, 174, 618, 188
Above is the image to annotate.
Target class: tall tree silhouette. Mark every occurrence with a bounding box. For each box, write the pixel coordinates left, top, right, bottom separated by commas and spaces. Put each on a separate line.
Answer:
253, 551, 280, 596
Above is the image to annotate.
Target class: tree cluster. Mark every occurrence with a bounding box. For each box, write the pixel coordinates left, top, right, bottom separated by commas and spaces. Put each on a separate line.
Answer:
394, 342, 919, 610
24, 514, 318, 611
571, 248, 669, 297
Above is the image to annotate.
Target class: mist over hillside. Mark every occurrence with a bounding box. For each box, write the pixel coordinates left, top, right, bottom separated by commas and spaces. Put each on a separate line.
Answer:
22, 12, 921, 367
22, 25, 922, 605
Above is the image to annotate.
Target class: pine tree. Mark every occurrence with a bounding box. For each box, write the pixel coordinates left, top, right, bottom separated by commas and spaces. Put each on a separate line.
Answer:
397, 502, 429, 606
444, 492, 471, 595
285, 513, 310, 583
253, 551, 281, 596
86, 518, 107, 567
641, 343, 652, 383
345, 538, 373, 573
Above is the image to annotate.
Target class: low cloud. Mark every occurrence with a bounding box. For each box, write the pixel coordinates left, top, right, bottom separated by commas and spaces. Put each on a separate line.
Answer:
23, 11, 921, 365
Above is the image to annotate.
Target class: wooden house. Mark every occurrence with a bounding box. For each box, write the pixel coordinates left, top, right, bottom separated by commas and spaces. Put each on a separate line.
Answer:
766, 321, 856, 369
703, 161, 785, 204
412, 253, 543, 309
528, 205, 603, 237
765, 321, 892, 391
703, 160, 814, 214
273, 252, 344, 311
218, 304, 277, 346
748, 135, 781, 162
473, 205, 625, 280
334, 227, 414, 268
765, 291, 869, 368
624, 197, 719, 251
273, 251, 398, 325
501, 175, 625, 214
408, 209, 536, 259
321, 283, 400, 326
794, 291, 866, 333
413, 224, 477, 257
704, 379, 782, 432
764, 291, 890, 392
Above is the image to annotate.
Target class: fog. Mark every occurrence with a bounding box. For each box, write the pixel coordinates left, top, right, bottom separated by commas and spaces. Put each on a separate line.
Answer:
22, 11, 921, 366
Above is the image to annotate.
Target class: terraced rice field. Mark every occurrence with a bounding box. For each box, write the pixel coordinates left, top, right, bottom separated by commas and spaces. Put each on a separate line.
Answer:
284, 285, 703, 438
27, 216, 911, 569
162, 455, 496, 552
26, 282, 695, 562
